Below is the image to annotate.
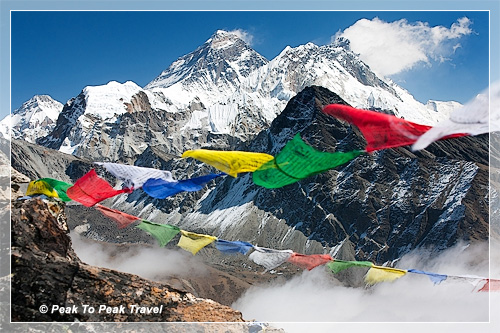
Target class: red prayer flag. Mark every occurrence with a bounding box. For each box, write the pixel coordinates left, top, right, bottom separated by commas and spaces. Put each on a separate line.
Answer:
287, 253, 333, 270
95, 204, 140, 229
478, 279, 500, 292
67, 169, 133, 207
322, 104, 465, 152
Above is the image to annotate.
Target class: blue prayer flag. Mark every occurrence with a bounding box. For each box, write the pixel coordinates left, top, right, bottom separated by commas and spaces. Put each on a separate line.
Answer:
408, 269, 447, 285
215, 239, 254, 255
143, 173, 224, 199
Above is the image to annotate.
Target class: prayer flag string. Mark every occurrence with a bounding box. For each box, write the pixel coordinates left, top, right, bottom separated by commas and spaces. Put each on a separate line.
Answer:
21, 188, 498, 291
20, 118, 499, 291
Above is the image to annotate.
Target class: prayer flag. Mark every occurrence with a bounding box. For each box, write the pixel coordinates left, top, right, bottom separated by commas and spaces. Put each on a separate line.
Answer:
252, 158, 300, 188
446, 274, 486, 283
177, 230, 217, 255
95, 162, 174, 188
215, 239, 254, 255
326, 260, 373, 274
38, 178, 73, 202
365, 265, 407, 285
447, 274, 492, 290
407, 269, 447, 285
276, 133, 364, 179
26, 179, 59, 199
135, 220, 180, 247
95, 204, 140, 229
287, 253, 333, 270
413, 81, 500, 150
248, 246, 293, 271
142, 173, 224, 199
323, 104, 465, 152
181, 150, 274, 177
253, 134, 363, 188
478, 279, 500, 292
66, 169, 133, 207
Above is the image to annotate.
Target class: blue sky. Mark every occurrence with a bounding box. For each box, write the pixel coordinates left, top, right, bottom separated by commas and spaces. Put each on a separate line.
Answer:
5, 10, 495, 118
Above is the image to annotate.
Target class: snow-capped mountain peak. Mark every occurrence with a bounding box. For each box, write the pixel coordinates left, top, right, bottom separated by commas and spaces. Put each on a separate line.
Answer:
207, 29, 247, 50
82, 80, 145, 119
0, 95, 63, 142
15, 95, 62, 120
144, 30, 268, 93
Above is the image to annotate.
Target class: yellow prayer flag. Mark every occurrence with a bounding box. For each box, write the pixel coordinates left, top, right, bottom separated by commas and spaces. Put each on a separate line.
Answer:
182, 150, 274, 177
26, 180, 60, 199
177, 230, 217, 255
364, 265, 407, 285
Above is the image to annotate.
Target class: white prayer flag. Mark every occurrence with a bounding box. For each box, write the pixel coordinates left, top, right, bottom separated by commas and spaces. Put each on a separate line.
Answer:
413, 81, 500, 151
248, 246, 293, 271
95, 162, 174, 188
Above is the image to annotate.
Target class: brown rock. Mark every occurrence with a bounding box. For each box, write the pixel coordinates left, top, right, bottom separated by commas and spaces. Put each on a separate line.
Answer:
10, 198, 246, 323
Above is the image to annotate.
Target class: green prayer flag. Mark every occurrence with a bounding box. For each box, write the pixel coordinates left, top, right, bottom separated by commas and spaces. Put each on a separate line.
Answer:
135, 220, 180, 247
252, 158, 300, 189
39, 178, 73, 202
253, 133, 363, 188
276, 133, 364, 178
326, 260, 373, 274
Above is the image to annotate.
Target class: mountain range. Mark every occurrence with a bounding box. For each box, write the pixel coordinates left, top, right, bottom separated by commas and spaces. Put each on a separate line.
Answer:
6, 29, 491, 268
4, 30, 461, 158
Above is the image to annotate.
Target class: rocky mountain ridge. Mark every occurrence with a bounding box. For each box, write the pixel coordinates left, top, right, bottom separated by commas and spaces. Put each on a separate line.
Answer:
112, 86, 489, 264
10, 85, 489, 266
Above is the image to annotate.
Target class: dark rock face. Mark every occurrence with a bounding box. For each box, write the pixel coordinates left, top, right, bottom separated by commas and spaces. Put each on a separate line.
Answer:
125, 91, 153, 113
246, 86, 489, 262
175, 85, 488, 263
36, 93, 87, 150
10, 198, 245, 323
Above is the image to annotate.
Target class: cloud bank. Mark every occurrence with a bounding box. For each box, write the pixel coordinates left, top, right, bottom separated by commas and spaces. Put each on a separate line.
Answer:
232, 241, 495, 326
336, 17, 473, 77
69, 230, 206, 281
69, 231, 498, 332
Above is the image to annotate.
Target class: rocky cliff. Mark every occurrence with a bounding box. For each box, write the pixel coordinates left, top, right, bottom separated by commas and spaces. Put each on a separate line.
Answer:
10, 197, 246, 323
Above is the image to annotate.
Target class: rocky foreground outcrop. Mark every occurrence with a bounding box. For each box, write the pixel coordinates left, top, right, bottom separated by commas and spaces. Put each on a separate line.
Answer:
10, 197, 246, 323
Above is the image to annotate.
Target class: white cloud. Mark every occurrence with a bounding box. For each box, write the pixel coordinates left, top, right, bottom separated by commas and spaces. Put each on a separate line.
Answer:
232, 241, 497, 327
336, 17, 473, 77
453, 43, 462, 53
69, 230, 207, 281
228, 29, 254, 46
